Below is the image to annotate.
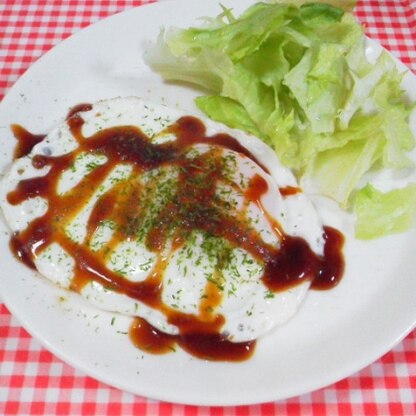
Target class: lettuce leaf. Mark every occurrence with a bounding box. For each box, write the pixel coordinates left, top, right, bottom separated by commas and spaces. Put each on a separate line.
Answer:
354, 184, 416, 239
145, 1, 415, 239
195, 95, 265, 139
305, 130, 384, 207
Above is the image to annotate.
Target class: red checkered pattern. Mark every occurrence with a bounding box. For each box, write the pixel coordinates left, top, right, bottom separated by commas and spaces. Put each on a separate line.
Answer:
0, 1, 415, 415
355, 0, 416, 71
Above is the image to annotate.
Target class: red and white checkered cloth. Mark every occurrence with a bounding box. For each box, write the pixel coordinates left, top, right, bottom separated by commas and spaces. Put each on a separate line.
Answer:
0, 1, 415, 414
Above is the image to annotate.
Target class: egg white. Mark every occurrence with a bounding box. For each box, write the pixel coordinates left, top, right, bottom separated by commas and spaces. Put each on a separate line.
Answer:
0, 97, 325, 342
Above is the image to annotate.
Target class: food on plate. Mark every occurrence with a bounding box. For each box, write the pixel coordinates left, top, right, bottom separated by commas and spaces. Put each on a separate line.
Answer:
0, 97, 344, 361
145, 0, 416, 239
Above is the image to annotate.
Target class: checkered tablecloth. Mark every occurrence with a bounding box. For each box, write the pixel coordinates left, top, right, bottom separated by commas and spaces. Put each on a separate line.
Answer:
0, 0, 415, 414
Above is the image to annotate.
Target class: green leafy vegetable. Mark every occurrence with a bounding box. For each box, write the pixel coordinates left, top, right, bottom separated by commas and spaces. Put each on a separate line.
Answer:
195, 96, 264, 138
354, 184, 416, 239
145, 1, 416, 238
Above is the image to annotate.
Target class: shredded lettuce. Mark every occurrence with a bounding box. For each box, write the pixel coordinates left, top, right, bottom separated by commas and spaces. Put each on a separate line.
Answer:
354, 184, 416, 239
145, 1, 416, 239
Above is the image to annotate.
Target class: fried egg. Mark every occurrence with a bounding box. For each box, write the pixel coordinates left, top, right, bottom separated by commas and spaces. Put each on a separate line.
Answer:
0, 97, 325, 344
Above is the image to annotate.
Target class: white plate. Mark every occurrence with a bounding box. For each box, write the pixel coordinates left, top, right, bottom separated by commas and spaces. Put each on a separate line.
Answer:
0, 0, 415, 406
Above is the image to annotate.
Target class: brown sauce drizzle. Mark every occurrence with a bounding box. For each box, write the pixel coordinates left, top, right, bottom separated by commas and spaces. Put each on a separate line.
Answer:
129, 317, 255, 361
11, 124, 46, 160
279, 186, 301, 197
7, 106, 344, 361
66, 103, 93, 120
